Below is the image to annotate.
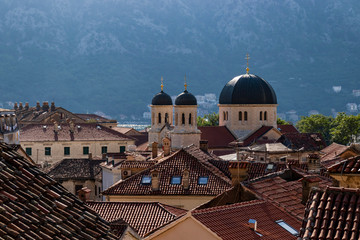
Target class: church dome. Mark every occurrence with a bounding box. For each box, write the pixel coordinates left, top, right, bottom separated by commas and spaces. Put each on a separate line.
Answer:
219, 74, 277, 104
151, 91, 173, 105
175, 90, 197, 105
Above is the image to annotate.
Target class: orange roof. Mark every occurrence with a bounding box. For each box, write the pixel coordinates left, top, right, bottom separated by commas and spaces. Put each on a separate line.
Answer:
198, 126, 236, 149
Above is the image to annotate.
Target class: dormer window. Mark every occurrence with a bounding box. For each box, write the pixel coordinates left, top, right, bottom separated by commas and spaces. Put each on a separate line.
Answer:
171, 176, 181, 185
198, 176, 208, 185
141, 175, 151, 185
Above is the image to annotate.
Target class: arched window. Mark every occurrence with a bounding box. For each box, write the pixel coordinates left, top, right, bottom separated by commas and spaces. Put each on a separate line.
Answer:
182, 113, 185, 125
175, 113, 178, 126
223, 111, 226, 121
158, 113, 161, 124
226, 111, 229, 120
264, 111, 267, 121
165, 113, 169, 123
152, 112, 155, 125
239, 111, 242, 121
260, 111, 263, 121
244, 111, 248, 121
189, 113, 192, 125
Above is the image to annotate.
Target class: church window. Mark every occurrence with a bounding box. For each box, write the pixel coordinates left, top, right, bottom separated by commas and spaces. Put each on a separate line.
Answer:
152, 113, 154, 125
165, 113, 169, 123
182, 113, 185, 125
189, 113, 192, 125
264, 111, 267, 121
225, 111, 229, 120
175, 113, 178, 126
158, 113, 161, 124
244, 111, 248, 121
239, 111, 242, 121
260, 111, 263, 121
223, 111, 226, 121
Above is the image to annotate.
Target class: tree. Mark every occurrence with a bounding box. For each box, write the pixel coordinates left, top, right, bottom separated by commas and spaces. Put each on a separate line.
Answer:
277, 118, 291, 125
197, 112, 219, 126
296, 114, 334, 144
331, 113, 360, 145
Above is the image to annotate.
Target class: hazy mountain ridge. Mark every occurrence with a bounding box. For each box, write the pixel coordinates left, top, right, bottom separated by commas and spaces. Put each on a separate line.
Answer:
0, 0, 359, 120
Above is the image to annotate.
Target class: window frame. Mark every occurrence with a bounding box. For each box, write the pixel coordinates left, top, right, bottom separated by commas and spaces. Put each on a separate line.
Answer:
64, 146, 70, 156
101, 146, 108, 154
171, 176, 182, 185
25, 147, 32, 156
83, 146, 89, 155
275, 220, 299, 236
45, 147, 51, 156
198, 176, 209, 185
141, 175, 152, 185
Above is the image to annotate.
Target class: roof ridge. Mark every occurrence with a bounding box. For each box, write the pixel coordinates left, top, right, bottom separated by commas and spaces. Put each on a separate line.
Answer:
192, 199, 265, 214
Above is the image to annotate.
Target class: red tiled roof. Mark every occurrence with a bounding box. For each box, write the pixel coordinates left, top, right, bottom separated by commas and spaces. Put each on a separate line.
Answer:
20, 123, 134, 142
47, 158, 104, 181
87, 202, 187, 238
242, 126, 274, 146
75, 113, 115, 122
102, 145, 232, 196
198, 126, 236, 149
277, 132, 327, 151
277, 124, 299, 134
328, 156, 360, 174
0, 142, 116, 239
299, 187, 360, 239
192, 200, 301, 240
245, 170, 332, 220
320, 142, 347, 163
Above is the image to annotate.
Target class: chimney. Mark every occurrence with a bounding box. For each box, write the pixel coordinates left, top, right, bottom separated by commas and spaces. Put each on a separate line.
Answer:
300, 176, 321, 204
248, 219, 257, 231
152, 142, 158, 159
182, 169, 190, 190
53, 121, 59, 133
25, 102, 29, 110
162, 138, 171, 156
150, 169, 160, 191
14, 103, 18, 111
42, 101, 49, 111
229, 162, 249, 186
36, 102, 40, 111
200, 140, 208, 152
51, 102, 56, 111
19, 102, 23, 110
10, 114, 17, 129
69, 121, 75, 133
77, 187, 91, 202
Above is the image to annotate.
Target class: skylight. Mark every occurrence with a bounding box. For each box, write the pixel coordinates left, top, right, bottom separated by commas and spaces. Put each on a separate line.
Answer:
267, 163, 274, 170
141, 175, 151, 185
170, 176, 181, 185
198, 176, 208, 185
276, 220, 299, 236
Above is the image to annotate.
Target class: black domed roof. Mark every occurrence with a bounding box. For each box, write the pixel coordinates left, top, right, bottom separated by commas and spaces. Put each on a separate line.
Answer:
151, 91, 173, 105
175, 90, 197, 105
219, 74, 277, 104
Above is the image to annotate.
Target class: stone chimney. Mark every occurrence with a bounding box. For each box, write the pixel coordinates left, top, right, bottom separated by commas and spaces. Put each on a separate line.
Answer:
300, 176, 321, 204
77, 187, 91, 202
10, 114, 17, 129
69, 121, 75, 133
19, 102, 23, 110
150, 169, 160, 191
229, 162, 249, 186
42, 101, 49, 111
51, 102, 56, 111
25, 102, 29, 110
200, 140, 208, 152
152, 142, 158, 159
36, 102, 40, 111
162, 138, 171, 156
182, 169, 190, 190
53, 121, 59, 133
14, 103, 18, 111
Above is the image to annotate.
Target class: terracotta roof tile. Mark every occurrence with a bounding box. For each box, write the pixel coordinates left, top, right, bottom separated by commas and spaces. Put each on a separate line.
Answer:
277, 124, 299, 134
192, 200, 301, 240
47, 159, 104, 181
20, 123, 134, 142
277, 132, 327, 151
198, 126, 237, 148
0, 142, 116, 239
102, 145, 232, 196
87, 202, 186, 238
328, 156, 360, 174
299, 187, 360, 240
242, 126, 274, 146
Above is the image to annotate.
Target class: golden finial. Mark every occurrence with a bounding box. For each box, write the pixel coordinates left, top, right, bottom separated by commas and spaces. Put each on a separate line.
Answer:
245, 53, 250, 74
184, 74, 187, 91
161, 76, 164, 91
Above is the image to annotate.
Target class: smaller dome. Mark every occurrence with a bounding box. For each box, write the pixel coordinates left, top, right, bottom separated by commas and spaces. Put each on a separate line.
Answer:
152, 91, 173, 105
175, 90, 197, 105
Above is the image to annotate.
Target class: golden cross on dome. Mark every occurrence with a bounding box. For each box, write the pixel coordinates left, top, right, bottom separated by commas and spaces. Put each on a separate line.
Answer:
184, 74, 187, 91
245, 53, 250, 74
161, 76, 164, 91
